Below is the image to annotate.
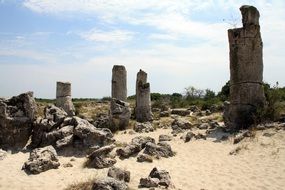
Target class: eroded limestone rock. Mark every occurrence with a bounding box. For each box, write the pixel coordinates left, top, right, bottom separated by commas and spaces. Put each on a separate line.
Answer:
109, 99, 131, 131
107, 167, 130, 182
56, 81, 75, 116
92, 177, 128, 190
86, 145, 116, 169
0, 92, 37, 149
111, 65, 127, 101
135, 69, 153, 122
22, 146, 60, 174
224, 5, 266, 129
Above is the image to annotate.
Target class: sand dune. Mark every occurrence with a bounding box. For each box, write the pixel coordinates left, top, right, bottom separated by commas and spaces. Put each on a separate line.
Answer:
0, 127, 285, 190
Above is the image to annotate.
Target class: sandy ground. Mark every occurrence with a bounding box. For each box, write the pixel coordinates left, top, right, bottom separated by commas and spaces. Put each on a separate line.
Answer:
0, 127, 285, 190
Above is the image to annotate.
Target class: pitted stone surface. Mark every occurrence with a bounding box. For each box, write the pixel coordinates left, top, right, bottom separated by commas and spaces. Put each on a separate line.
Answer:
112, 65, 127, 101
135, 69, 153, 122
55, 82, 75, 116
224, 5, 265, 129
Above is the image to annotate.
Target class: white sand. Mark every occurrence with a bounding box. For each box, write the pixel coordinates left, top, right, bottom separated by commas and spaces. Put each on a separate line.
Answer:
0, 128, 285, 190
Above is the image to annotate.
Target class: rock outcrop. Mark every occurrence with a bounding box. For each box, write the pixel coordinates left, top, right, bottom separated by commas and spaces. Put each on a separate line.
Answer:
135, 69, 153, 122
0, 92, 37, 149
22, 146, 60, 174
55, 81, 75, 116
224, 5, 266, 129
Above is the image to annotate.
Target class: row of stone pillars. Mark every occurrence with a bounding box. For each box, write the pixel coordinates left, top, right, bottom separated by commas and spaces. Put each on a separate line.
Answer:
55, 5, 264, 130
111, 65, 153, 126
55, 65, 152, 124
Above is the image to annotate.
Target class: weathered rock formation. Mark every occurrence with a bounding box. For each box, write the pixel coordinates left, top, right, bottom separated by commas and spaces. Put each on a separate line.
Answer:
109, 99, 131, 131
92, 177, 128, 190
134, 122, 154, 133
107, 167, 130, 182
143, 142, 174, 158
111, 65, 127, 101
56, 81, 75, 116
116, 136, 155, 159
135, 69, 153, 122
86, 145, 116, 169
31, 105, 114, 151
22, 145, 60, 174
0, 92, 37, 149
224, 5, 266, 129
139, 167, 174, 188
109, 65, 131, 131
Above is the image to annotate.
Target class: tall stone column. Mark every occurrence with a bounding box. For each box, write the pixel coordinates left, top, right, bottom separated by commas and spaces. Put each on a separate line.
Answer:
109, 65, 130, 131
135, 69, 153, 122
224, 5, 265, 129
56, 81, 75, 116
112, 65, 127, 101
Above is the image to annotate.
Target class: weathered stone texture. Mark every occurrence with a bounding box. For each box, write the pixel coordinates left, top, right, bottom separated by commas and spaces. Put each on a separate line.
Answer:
135, 69, 153, 122
56, 81, 75, 116
111, 65, 127, 101
0, 92, 37, 149
225, 5, 265, 129
109, 99, 131, 131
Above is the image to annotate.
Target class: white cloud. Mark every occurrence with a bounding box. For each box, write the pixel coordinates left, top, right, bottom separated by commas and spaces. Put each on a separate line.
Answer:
0, 49, 56, 63
80, 29, 134, 43
2, 0, 282, 98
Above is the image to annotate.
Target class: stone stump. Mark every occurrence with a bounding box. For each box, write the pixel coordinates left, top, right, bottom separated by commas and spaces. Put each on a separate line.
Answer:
56, 81, 75, 116
112, 65, 127, 101
135, 69, 153, 122
224, 5, 266, 129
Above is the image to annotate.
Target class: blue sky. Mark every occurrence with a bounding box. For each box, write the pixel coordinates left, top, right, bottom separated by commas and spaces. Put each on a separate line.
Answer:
0, 0, 284, 98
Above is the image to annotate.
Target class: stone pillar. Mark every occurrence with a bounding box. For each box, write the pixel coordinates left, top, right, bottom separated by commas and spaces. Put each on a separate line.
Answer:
110, 65, 130, 131
135, 69, 153, 122
224, 5, 265, 129
112, 65, 127, 101
56, 81, 75, 116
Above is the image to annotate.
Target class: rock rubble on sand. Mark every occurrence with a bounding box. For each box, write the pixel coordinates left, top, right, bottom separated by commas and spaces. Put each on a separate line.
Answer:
139, 167, 174, 188
31, 105, 114, 152
86, 145, 116, 169
22, 145, 60, 174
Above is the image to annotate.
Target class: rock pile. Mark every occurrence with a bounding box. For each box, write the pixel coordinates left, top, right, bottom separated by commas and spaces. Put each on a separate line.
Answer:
31, 105, 114, 151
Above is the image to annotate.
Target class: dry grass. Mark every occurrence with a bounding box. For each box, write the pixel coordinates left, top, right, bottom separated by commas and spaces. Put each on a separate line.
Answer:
64, 178, 94, 190
74, 101, 110, 121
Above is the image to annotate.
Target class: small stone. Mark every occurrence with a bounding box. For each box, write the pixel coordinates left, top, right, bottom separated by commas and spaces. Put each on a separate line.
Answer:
107, 167, 130, 182
137, 154, 153, 163
158, 135, 172, 142
62, 162, 73, 168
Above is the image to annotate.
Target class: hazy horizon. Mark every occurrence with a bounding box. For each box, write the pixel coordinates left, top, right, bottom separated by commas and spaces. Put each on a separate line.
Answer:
0, 0, 284, 99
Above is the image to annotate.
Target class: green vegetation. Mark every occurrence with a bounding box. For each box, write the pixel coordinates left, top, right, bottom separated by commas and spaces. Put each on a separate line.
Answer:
146, 85, 226, 110
257, 82, 285, 122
